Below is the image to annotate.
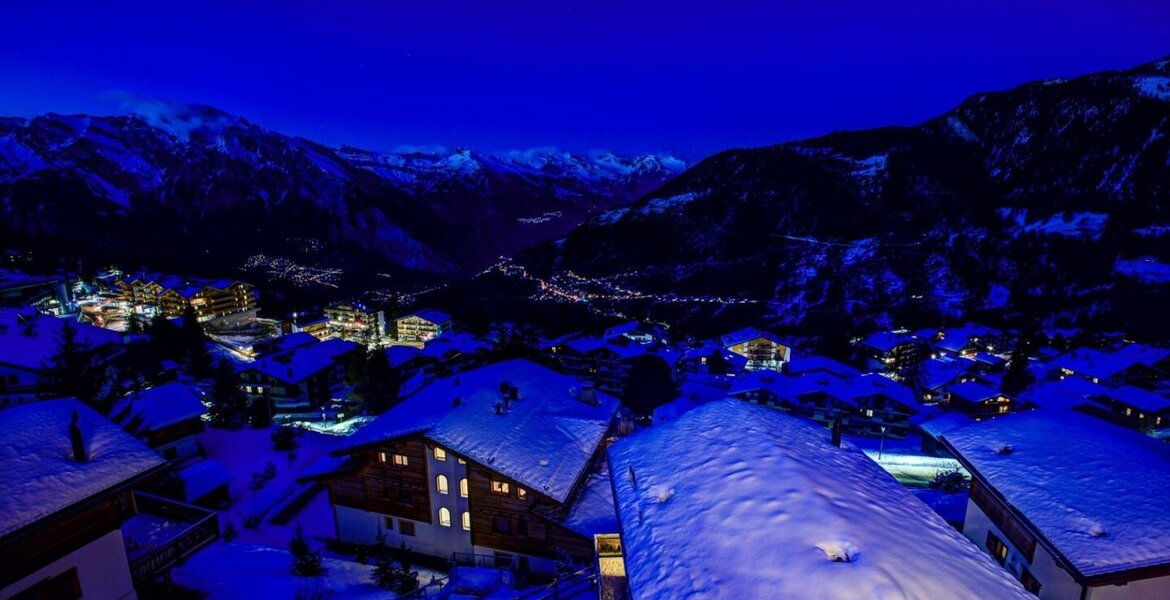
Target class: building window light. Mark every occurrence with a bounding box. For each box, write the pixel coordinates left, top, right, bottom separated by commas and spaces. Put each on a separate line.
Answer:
433, 447, 447, 461
436, 474, 449, 494
491, 480, 510, 495
439, 507, 452, 527
393, 454, 409, 466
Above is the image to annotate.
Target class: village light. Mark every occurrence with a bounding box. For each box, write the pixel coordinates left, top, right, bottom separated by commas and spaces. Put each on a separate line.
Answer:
878, 425, 888, 461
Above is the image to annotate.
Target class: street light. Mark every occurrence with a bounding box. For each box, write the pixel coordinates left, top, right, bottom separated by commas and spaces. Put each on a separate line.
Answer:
878, 425, 888, 461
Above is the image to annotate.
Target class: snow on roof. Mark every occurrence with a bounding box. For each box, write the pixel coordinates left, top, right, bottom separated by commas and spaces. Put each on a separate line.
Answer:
1020, 379, 1105, 413
338, 359, 619, 503
562, 473, 618, 539
947, 381, 1001, 402
112, 381, 207, 432
859, 331, 917, 353
1051, 344, 1167, 381
419, 331, 491, 359
254, 332, 319, 356
609, 400, 1031, 599
917, 412, 976, 440
399, 309, 451, 325
246, 338, 357, 383
179, 459, 233, 502
922, 358, 971, 390
0, 308, 123, 371
385, 344, 422, 368
785, 356, 859, 379
720, 327, 783, 348
943, 412, 1170, 577
0, 399, 165, 536
1107, 385, 1170, 413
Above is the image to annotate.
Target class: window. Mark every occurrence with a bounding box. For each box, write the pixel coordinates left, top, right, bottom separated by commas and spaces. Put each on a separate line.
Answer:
865, 409, 874, 418
438, 507, 452, 527
400, 520, 416, 536
436, 475, 449, 495
491, 480, 510, 495
516, 487, 528, 500
383, 516, 394, 530
397, 489, 413, 505
457, 457, 466, 464
461, 511, 471, 531
378, 450, 388, 463
986, 531, 1009, 565
492, 516, 512, 535
1020, 568, 1042, 596
393, 454, 409, 466
459, 478, 469, 498
433, 447, 447, 461
13, 567, 82, 600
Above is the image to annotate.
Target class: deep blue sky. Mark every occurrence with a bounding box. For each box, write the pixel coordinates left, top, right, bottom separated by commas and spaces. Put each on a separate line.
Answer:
2, 1, 1168, 158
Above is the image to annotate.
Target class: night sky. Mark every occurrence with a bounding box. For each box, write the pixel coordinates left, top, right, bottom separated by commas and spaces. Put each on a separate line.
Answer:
2, 1, 1168, 158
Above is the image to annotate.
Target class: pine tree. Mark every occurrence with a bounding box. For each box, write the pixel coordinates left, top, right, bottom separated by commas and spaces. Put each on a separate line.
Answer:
290, 524, 325, 576
371, 524, 396, 589
209, 359, 247, 429
181, 304, 213, 377
39, 321, 108, 412
1002, 345, 1035, 396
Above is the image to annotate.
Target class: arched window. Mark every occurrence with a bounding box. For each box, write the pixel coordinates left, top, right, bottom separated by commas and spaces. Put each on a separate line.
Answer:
438, 507, 452, 527
459, 478, 468, 498
436, 474, 449, 495
461, 511, 471, 531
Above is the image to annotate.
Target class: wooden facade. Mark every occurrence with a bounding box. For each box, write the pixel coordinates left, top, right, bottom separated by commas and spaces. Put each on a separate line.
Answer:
327, 438, 432, 525
0, 489, 135, 588
465, 463, 592, 562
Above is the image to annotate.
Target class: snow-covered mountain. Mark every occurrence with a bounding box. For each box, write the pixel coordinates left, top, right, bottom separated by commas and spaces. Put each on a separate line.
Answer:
0, 101, 685, 278
514, 57, 1170, 340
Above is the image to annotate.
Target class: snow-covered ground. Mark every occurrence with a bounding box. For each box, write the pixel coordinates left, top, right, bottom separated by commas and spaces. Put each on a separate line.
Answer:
171, 542, 445, 599
198, 426, 340, 546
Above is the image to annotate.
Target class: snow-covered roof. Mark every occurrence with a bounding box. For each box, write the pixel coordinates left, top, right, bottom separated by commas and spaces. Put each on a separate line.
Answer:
562, 472, 618, 539
917, 411, 976, 440
943, 412, 1170, 578
419, 331, 491, 359
785, 356, 860, 379
859, 331, 917, 353
0, 399, 165, 536
719, 327, 783, 348
947, 381, 1001, 402
246, 338, 357, 383
385, 344, 422, 368
112, 381, 207, 432
337, 359, 619, 503
399, 309, 451, 325
1051, 344, 1167, 381
0, 307, 123, 371
255, 332, 319, 357
179, 459, 232, 502
608, 400, 1031, 599
1020, 379, 1105, 413
1107, 385, 1170, 413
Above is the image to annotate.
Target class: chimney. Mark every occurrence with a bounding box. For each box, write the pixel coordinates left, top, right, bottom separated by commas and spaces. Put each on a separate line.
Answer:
70, 410, 87, 463
831, 417, 842, 448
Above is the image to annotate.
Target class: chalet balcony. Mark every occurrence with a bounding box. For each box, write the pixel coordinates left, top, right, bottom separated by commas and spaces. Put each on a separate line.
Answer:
122, 491, 219, 584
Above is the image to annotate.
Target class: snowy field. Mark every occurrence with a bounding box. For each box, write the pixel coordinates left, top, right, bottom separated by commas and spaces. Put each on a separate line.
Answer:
198, 426, 340, 546
172, 542, 444, 599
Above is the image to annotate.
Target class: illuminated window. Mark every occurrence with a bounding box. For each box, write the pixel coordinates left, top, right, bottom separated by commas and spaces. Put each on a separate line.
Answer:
438, 507, 452, 527
491, 480, 510, 495
462, 511, 471, 531
986, 532, 1008, 565
457, 457, 466, 464
433, 447, 447, 461
865, 409, 874, 418
393, 454, 409, 466
460, 478, 468, 498
378, 451, 388, 463
436, 475, 449, 494
517, 487, 528, 500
